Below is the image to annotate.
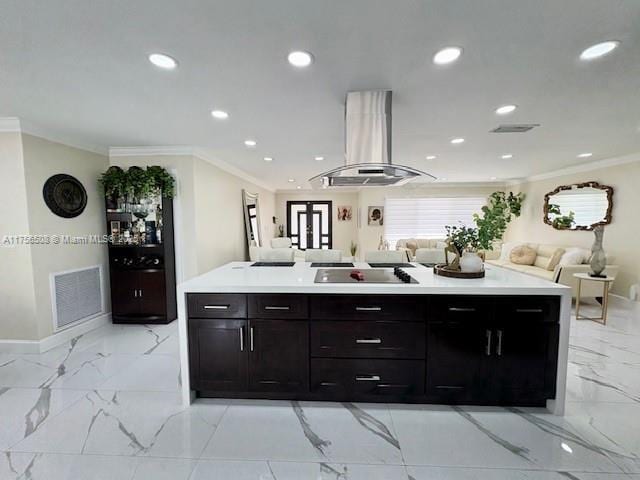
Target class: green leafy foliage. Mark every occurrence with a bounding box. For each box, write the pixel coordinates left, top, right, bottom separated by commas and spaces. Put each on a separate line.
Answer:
98, 166, 176, 200
445, 225, 479, 253
473, 191, 525, 250
548, 203, 575, 229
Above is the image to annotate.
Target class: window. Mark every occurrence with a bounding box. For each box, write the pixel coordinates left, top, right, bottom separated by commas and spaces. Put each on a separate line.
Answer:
384, 196, 487, 249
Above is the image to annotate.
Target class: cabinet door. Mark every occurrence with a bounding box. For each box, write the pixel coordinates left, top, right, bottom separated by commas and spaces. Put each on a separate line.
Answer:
248, 320, 309, 393
489, 298, 560, 404
110, 270, 139, 317
138, 270, 166, 317
189, 319, 248, 392
426, 320, 489, 402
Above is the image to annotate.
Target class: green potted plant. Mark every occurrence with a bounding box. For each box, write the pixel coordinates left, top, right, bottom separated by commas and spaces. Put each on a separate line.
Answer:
350, 241, 358, 258
146, 165, 176, 198
473, 191, 525, 251
99, 166, 127, 209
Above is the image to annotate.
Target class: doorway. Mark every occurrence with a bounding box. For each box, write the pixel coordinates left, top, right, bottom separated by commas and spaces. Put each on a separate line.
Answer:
286, 201, 332, 250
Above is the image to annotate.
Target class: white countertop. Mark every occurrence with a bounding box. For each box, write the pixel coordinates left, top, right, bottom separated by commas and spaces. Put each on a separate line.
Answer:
177, 262, 570, 296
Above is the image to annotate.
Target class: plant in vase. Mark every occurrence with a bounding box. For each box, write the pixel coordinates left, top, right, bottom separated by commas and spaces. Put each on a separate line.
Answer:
350, 241, 358, 257
473, 191, 525, 251
444, 225, 481, 271
146, 165, 176, 198
99, 166, 127, 209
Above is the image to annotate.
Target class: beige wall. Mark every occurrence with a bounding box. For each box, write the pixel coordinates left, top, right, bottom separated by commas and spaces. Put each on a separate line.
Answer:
275, 191, 358, 256
111, 154, 275, 279
505, 156, 640, 297
21, 134, 110, 339
0, 132, 39, 340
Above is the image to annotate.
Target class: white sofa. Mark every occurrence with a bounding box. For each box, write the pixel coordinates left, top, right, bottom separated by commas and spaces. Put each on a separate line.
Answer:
486, 242, 619, 298
396, 238, 446, 262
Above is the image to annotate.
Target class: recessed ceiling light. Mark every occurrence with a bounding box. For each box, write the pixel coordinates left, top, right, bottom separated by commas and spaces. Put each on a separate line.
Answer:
211, 110, 229, 119
439, 177, 448, 181
287, 50, 314, 68
288, 178, 295, 183
314, 156, 324, 161
450, 138, 465, 144
578, 152, 593, 158
433, 47, 463, 65
263, 156, 273, 162
495, 104, 517, 115
490, 176, 498, 180
501, 154, 513, 159
580, 41, 620, 61
296, 186, 302, 189
148, 53, 178, 70
426, 155, 437, 160
244, 140, 257, 147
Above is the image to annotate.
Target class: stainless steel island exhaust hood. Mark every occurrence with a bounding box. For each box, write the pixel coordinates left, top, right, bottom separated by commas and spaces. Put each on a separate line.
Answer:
309, 90, 434, 188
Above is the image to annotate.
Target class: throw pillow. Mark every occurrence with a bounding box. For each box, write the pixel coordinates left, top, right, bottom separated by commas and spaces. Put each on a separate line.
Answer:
560, 248, 589, 266
405, 240, 418, 255
547, 248, 565, 271
500, 242, 525, 261
510, 245, 537, 265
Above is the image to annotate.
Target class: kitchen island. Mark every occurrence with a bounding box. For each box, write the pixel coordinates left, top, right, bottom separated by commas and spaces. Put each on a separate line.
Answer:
177, 262, 571, 414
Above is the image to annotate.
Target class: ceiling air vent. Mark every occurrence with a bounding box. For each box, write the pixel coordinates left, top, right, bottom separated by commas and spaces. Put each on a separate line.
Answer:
491, 124, 540, 133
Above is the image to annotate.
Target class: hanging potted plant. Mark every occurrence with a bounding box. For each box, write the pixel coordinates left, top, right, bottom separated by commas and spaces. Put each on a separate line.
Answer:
98, 166, 127, 210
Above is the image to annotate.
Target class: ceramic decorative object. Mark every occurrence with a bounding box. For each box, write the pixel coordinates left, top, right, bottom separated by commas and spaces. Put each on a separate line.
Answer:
589, 225, 607, 277
460, 252, 484, 273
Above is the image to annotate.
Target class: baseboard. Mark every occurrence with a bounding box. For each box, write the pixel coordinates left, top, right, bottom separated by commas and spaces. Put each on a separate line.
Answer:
0, 312, 111, 354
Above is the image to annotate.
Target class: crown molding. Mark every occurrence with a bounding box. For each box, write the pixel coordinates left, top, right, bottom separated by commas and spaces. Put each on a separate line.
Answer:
108, 146, 196, 157
0, 117, 21, 132
193, 148, 275, 193
507, 152, 640, 185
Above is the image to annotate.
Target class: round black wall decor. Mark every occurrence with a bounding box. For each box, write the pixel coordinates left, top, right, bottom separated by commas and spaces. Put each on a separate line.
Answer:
42, 174, 88, 218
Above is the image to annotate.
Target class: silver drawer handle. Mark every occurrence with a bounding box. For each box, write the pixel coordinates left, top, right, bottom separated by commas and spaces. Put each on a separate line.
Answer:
264, 306, 290, 311
204, 305, 229, 310
356, 375, 381, 382
356, 307, 382, 312
356, 338, 382, 344
486, 329, 492, 356
516, 308, 543, 313
449, 307, 476, 312
496, 329, 503, 356
239, 327, 244, 352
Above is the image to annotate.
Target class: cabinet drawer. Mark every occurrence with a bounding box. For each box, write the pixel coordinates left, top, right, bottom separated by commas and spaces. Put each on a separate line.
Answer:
310, 295, 422, 321
249, 294, 308, 319
187, 294, 247, 319
497, 296, 560, 324
429, 296, 492, 323
311, 320, 425, 359
311, 358, 425, 399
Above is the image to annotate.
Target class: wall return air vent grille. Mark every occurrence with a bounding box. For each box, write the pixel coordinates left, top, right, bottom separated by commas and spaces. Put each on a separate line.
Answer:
491, 124, 540, 133
51, 265, 103, 331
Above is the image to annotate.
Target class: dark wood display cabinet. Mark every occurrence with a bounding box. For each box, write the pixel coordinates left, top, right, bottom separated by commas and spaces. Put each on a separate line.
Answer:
186, 293, 560, 406
106, 197, 176, 324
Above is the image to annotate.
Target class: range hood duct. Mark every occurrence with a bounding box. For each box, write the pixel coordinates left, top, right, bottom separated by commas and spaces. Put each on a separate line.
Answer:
309, 90, 434, 188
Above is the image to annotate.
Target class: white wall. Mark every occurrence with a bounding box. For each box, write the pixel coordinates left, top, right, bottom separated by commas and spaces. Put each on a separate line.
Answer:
505, 155, 640, 297
0, 132, 39, 340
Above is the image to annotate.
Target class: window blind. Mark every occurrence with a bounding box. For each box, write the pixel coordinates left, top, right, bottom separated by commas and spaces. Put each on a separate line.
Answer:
384, 196, 487, 249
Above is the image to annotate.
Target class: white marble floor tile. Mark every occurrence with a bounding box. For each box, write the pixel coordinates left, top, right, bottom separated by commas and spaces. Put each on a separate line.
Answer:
189, 459, 276, 480
270, 461, 409, 479
131, 457, 197, 480
201, 400, 404, 465
406, 466, 640, 479
78, 323, 178, 356
390, 405, 626, 472
0, 388, 87, 451
98, 354, 181, 392
10, 391, 226, 458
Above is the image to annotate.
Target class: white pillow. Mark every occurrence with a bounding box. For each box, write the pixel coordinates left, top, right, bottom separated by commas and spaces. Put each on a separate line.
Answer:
560, 248, 589, 266
499, 242, 526, 262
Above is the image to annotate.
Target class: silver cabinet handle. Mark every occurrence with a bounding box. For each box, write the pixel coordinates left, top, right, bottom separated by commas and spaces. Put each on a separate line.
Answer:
264, 306, 290, 311
239, 327, 244, 351
485, 330, 492, 356
355, 307, 382, 312
204, 305, 229, 310
139, 289, 143, 298
449, 307, 476, 312
250, 327, 254, 352
496, 329, 503, 356
356, 375, 381, 382
356, 338, 382, 344
134, 290, 138, 298
516, 308, 543, 313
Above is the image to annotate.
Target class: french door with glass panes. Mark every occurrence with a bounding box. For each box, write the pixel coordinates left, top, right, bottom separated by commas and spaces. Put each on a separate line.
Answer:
286, 201, 332, 250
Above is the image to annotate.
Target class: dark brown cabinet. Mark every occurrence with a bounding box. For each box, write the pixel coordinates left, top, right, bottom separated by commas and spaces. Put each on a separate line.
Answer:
187, 293, 560, 406
110, 270, 167, 319
248, 319, 308, 392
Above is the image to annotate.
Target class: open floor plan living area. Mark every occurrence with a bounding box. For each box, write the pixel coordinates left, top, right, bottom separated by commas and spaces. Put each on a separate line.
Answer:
1, 1, 640, 479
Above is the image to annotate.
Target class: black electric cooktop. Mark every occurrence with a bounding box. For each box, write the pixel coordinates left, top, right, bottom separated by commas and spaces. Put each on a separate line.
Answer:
314, 268, 418, 284
310, 262, 355, 268
251, 262, 295, 267
367, 263, 416, 268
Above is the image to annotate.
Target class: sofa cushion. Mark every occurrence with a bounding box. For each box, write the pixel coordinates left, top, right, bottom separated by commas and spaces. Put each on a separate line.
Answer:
534, 247, 565, 271
560, 247, 591, 266
405, 240, 418, 255
510, 245, 537, 265
513, 265, 555, 281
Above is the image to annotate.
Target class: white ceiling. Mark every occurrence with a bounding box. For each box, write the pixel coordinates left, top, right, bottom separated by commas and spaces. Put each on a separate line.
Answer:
1, 0, 640, 190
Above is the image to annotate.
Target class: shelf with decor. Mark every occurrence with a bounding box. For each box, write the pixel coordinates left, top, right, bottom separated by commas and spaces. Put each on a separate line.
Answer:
100, 165, 177, 325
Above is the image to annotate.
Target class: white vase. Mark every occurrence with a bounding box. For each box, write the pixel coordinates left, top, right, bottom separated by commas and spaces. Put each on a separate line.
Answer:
460, 252, 484, 273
